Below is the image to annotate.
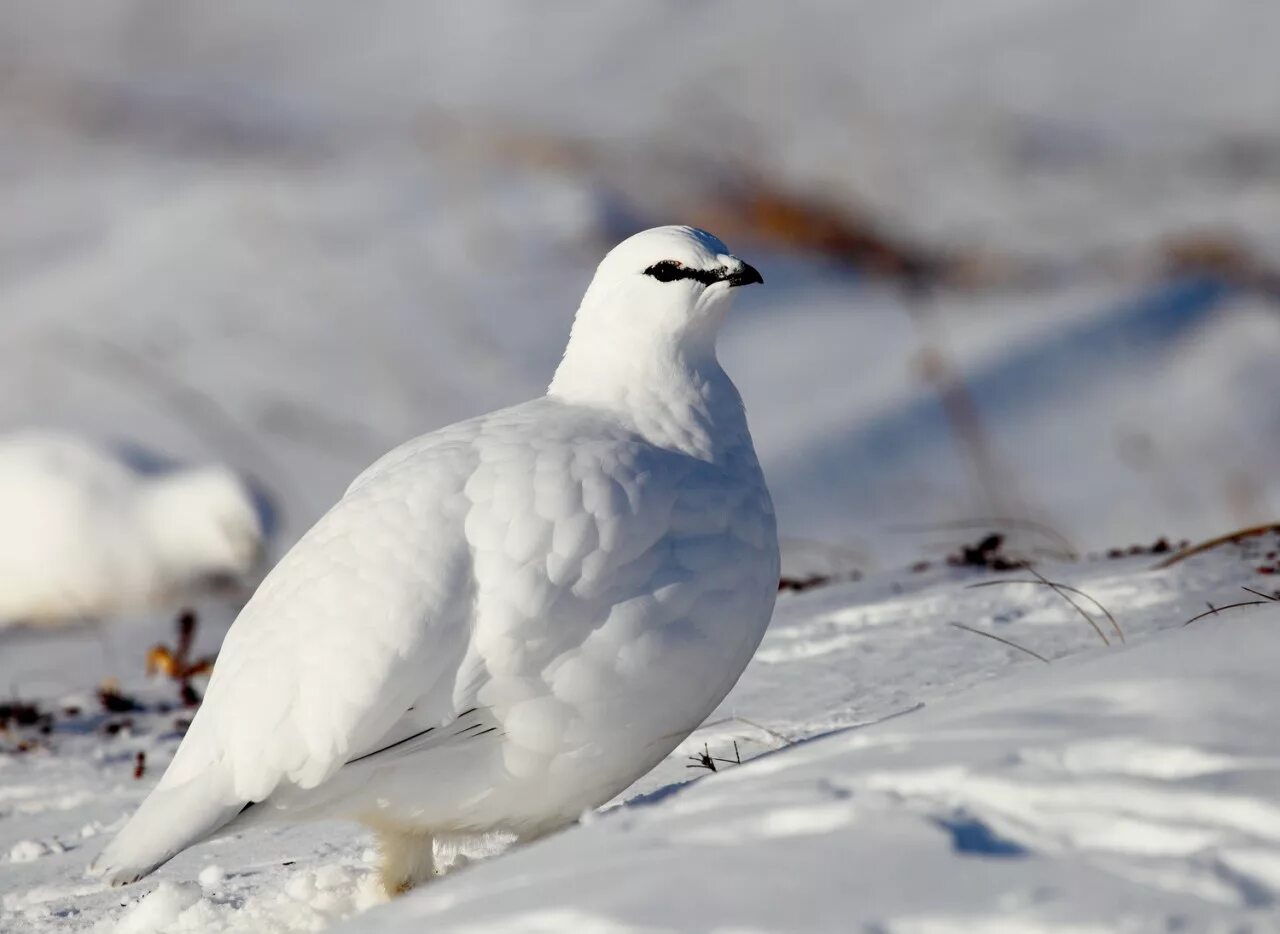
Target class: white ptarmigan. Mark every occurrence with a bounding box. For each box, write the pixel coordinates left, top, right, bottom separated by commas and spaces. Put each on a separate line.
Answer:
92, 226, 779, 894
0, 431, 266, 628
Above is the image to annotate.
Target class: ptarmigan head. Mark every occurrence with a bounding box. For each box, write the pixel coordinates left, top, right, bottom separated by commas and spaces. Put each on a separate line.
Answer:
553, 227, 762, 399
587, 225, 761, 334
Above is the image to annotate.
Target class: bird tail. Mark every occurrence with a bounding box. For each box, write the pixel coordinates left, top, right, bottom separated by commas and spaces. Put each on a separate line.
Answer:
90, 767, 245, 886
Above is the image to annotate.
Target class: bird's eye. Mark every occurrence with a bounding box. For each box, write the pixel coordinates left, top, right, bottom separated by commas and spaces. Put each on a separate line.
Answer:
644, 260, 684, 283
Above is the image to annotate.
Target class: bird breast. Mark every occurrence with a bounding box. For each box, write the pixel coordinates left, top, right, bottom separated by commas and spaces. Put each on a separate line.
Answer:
460, 419, 779, 778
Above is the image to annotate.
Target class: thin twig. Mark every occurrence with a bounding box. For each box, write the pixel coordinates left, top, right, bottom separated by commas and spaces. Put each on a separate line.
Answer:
966, 576, 1123, 643
1240, 586, 1280, 602
949, 622, 1049, 664
686, 741, 744, 772
1181, 600, 1271, 627
687, 743, 716, 771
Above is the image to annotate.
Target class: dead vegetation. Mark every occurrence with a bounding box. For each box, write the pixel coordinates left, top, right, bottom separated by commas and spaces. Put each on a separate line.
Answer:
778, 570, 862, 593
1182, 587, 1280, 627
953, 520, 1280, 662
948, 622, 1049, 665
946, 534, 1026, 573
691, 182, 947, 288
686, 741, 743, 773
951, 558, 1121, 661
3, 609, 215, 773
893, 518, 1078, 563
968, 565, 1123, 645
146, 609, 216, 708
97, 679, 143, 714
1101, 537, 1185, 560
0, 698, 53, 754
423, 115, 1014, 291
0, 698, 48, 732
1155, 523, 1280, 569
1163, 232, 1280, 300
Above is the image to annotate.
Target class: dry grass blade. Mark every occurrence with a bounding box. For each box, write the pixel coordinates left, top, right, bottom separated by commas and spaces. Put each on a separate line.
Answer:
1182, 600, 1272, 627
949, 622, 1049, 664
966, 577, 1124, 643
1022, 565, 1114, 645
1241, 586, 1280, 602
1155, 523, 1280, 569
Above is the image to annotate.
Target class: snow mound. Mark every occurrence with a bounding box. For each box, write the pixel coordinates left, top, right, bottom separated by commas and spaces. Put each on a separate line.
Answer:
103, 867, 384, 934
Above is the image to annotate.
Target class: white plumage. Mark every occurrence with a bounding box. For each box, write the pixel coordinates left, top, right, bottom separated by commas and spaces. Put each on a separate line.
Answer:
92, 226, 779, 893
0, 431, 266, 628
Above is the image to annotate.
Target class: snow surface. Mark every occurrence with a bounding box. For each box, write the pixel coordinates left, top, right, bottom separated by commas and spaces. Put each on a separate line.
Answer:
345, 605, 1280, 933
3, 1, 1280, 930
5, 536, 1280, 932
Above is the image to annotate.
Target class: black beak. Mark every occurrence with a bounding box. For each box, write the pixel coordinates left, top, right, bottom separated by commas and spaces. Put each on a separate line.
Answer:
723, 262, 764, 287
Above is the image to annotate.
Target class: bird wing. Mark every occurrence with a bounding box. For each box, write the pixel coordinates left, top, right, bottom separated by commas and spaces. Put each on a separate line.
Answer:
93, 415, 496, 884
164, 420, 488, 801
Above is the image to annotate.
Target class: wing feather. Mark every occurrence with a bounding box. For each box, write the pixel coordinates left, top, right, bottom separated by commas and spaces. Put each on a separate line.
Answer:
158, 423, 484, 803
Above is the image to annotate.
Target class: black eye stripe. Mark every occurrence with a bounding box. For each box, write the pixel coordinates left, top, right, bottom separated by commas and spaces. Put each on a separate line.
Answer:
643, 261, 720, 286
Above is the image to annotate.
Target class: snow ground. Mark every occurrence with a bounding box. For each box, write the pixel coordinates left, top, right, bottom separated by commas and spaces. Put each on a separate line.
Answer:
349, 593, 1280, 933
3, 2, 1280, 931
4, 535, 1280, 932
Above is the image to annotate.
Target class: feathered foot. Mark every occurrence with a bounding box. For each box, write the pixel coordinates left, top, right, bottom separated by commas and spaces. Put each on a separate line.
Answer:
375, 826, 436, 896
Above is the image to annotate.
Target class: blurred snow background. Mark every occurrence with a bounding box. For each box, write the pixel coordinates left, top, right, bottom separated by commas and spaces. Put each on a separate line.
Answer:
3, 2, 1280, 930
2, 0, 1278, 569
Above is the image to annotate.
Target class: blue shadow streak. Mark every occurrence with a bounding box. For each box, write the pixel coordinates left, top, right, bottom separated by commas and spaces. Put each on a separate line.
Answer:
934, 814, 1028, 857
776, 275, 1233, 495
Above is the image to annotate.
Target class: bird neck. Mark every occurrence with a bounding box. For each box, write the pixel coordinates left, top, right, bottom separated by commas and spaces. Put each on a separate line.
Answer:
548, 325, 750, 462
